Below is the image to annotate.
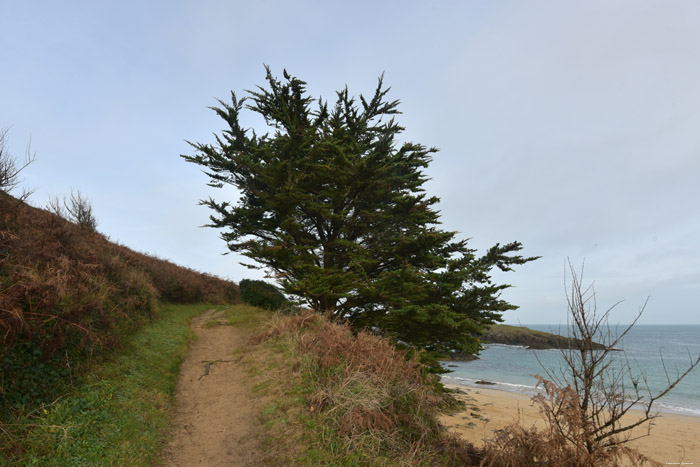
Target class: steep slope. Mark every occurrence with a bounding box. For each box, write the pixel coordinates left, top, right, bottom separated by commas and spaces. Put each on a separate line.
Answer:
0, 191, 239, 415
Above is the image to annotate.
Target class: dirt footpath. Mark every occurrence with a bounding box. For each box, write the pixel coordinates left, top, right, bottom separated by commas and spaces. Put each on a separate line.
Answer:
164, 309, 261, 466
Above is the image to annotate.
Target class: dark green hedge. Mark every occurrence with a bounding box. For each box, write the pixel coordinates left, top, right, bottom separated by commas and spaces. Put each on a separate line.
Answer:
239, 279, 288, 310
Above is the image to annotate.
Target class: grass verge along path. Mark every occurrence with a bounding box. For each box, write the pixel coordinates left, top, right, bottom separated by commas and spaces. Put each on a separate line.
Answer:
1, 303, 215, 466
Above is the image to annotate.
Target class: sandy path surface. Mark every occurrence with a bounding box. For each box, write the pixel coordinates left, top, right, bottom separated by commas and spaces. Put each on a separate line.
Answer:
441, 384, 700, 465
164, 309, 260, 467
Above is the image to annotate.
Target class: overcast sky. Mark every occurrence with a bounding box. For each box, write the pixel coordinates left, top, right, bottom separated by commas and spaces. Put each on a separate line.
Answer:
2, 1, 699, 324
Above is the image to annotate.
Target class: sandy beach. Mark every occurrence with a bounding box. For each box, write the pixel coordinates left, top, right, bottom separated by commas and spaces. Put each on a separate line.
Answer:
441, 384, 700, 465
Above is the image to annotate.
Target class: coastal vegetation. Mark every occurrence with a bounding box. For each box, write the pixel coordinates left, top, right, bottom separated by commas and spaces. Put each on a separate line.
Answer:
242, 308, 483, 465
4, 70, 696, 466
0, 303, 215, 466
0, 183, 479, 464
0, 191, 239, 459
0, 187, 691, 465
182, 67, 538, 362
239, 278, 291, 310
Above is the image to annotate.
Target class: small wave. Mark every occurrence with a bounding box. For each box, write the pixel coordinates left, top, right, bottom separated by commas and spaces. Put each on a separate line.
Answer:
442, 377, 700, 418
484, 343, 529, 350
442, 376, 542, 395
652, 401, 700, 417
494, 381, 540, 391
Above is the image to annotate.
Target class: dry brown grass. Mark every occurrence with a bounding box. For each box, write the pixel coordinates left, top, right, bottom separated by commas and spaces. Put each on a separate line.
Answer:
257, 310, 483, 465
0, 192, 239, 359
480, 378, 662, 467
0, 192, 239, 417
256, 311, 665, 466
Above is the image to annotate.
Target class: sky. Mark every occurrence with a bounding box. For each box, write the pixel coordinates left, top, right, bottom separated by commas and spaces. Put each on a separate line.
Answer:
2, 1, 699, 324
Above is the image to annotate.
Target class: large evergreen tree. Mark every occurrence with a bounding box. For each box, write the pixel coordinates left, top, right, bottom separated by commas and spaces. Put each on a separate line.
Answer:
183, 67, 537, 355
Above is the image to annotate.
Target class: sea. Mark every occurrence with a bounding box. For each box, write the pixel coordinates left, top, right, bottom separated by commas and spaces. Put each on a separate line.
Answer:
441, 325, 700, 417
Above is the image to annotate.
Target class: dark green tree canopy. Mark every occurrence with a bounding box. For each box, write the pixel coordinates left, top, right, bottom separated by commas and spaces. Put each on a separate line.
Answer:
183, 67, 538, 355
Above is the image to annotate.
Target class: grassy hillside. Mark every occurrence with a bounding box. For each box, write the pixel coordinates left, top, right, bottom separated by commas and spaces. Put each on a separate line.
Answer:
0, 192, 239, 418
2, 191, 646, 465
0, 303, 215, 465
2, 301, 484, 465
0, 188, 483, 464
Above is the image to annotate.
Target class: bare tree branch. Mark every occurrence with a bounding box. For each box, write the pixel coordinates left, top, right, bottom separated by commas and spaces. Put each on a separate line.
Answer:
0, 128, 36, 200
45, 189, 98, 231
535, 259, 700, 457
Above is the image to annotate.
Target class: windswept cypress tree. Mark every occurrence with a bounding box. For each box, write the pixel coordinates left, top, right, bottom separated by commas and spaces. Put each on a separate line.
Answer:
183, 67, 537, 355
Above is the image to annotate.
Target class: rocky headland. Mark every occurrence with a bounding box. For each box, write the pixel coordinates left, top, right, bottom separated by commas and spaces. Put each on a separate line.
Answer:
445, 324, 610, 361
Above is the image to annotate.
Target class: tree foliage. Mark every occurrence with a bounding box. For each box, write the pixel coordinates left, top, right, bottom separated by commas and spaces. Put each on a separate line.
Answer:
183, 67, 537, 355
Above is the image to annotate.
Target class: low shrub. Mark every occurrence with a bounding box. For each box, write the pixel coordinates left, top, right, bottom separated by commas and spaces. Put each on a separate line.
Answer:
240, 279, 288, 310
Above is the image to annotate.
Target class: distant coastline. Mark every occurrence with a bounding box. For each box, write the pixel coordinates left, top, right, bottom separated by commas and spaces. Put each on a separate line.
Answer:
482, 323, 609, 349
445, 323, 607, 361
442, 324, 700, 417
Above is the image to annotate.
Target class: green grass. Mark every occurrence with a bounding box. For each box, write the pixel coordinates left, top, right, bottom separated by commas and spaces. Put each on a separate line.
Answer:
202, 303, 269, 329
223, 303, 271, 328
1, 303, 217, 466
1, 303, 472, 465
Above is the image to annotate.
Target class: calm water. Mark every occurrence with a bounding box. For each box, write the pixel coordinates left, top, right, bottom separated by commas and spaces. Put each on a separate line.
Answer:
441, 325, 700, 416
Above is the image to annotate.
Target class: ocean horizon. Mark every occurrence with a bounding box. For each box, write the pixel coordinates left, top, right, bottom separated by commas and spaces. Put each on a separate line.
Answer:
441, 324, 700, 417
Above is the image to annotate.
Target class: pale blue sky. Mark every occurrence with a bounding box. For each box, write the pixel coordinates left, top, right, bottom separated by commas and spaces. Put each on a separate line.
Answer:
2, 1, 699, 324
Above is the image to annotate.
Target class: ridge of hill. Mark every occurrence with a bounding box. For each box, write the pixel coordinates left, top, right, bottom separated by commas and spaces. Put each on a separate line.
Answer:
482, 323, 608, 350
0, 191, 239, 416
445, 323, 608, 361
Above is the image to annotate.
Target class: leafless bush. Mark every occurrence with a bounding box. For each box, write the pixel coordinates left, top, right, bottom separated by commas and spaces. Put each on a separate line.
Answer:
520, 260, 700, 464
46, 195, 65, 217
481, 410, 658, 467
481, 261, 699, 466
0, 128, 35, 200
65, 190, 98, 231
46, 189, 98, 231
